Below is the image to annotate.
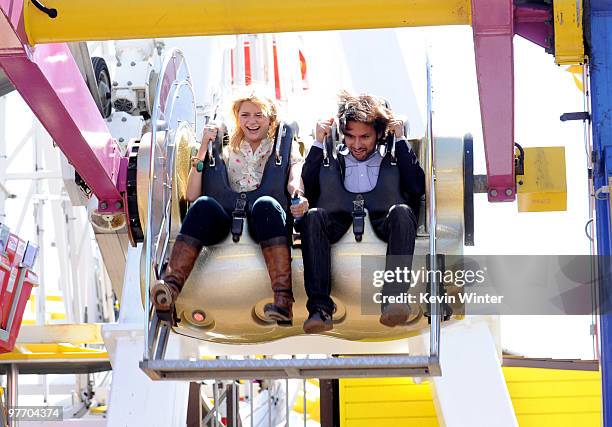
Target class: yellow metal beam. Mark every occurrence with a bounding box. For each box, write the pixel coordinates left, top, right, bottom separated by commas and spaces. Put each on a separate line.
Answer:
0, 343, 108, 361
553, 0, 586, 65
25, 0, 471, 44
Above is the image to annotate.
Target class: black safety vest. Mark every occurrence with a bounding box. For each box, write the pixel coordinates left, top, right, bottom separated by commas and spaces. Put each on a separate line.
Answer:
316, 136, 408, 241
201, 123, 293, 242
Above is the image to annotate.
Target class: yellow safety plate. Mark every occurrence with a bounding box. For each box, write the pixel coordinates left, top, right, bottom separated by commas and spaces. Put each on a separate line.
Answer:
553, 0, 586, 65
517, 147, 567, 212
25, 0, 471, 44
17, 324, 105, 345
0, 343, 108, 361
339, 367, 601, 426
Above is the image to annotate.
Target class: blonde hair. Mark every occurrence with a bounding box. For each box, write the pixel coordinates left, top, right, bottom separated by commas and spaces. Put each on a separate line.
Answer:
229, 89, 279, 153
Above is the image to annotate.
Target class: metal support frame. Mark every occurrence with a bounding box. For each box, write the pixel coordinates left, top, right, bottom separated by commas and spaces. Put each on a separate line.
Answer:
0, 86, 114, 412
471, 0, 515, 202
186, 382, 202, 427
33, 121, 46, 326
319, 379, 339, 427
589, 2, 612, 425
0, 96, 6, 225
226, 382, 241, 427
0, 1, 124, 212
142, 355, 438, 381
0, 0, 569, 216
6, 364, 17, 427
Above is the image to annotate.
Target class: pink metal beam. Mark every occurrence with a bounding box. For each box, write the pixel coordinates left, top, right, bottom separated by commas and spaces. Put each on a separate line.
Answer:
0, 1, 124, 212
471, 0, 515, 202
0, 0, 27, 55
514, 5, 553, 50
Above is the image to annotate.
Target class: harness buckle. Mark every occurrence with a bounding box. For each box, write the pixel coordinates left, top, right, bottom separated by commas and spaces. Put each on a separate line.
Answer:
352, 195, 366, 242
275, 154, 282, 166
231, 194, 247, 243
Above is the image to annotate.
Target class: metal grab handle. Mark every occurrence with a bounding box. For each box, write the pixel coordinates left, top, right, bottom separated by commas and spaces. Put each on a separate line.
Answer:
275, 122, 285, 165
208, 140, 215, 167
322, 134, 330, 167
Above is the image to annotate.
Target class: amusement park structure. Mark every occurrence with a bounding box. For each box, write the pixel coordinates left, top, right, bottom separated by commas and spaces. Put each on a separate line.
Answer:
0, 0, 608, 426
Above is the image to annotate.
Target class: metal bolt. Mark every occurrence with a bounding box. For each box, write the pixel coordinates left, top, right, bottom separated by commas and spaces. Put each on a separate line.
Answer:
115, 201, 123, 209
112, 81, 118, 86
505, 188, 513, 196
127, 81, 132, 86
490, 189, 498, 197
100, 201, 108, 210
121, 117, 127, 122
119, 137, 125, 143
131, 61, 136, 66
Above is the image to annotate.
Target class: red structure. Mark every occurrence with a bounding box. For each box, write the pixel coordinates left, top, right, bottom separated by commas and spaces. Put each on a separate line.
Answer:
0, 224, 38, 353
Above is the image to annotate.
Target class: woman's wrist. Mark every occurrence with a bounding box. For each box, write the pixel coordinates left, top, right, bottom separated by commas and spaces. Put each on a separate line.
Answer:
191, 157, 204, 172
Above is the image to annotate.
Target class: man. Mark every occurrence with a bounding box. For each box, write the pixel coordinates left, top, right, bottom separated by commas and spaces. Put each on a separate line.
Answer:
300, 91, 425, 333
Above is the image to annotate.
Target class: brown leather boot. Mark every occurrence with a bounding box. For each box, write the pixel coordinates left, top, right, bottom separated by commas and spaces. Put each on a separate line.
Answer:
261, 237, 294, 326
151, 234, 203, 322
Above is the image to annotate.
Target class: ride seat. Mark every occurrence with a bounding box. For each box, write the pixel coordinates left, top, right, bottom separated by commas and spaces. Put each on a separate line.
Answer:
166, 135, 469, 344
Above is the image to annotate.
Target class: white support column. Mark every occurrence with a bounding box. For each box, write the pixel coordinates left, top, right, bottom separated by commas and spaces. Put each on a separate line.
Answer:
33, 122, 46, 325
67, 205, 84, 323
414, 320, 517, 427
234, 35, 246, 87
103, 245, 196, 427
0, 96, 7, 225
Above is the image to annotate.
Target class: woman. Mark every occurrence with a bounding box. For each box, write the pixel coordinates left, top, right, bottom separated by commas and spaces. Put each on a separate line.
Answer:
151, 90, 309, 325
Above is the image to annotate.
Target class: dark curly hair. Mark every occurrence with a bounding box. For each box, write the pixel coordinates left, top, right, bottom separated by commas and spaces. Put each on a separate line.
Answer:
337, 90, 393, 140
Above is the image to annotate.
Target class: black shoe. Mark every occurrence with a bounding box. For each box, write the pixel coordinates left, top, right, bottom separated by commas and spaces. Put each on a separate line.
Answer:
303, 308, 333, 334
379, 303, 410, 327
264, 293, 293, 326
